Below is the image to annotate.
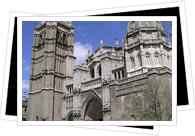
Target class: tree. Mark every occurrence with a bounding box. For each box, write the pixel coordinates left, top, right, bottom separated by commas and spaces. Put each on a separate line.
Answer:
118, 77, 172, 121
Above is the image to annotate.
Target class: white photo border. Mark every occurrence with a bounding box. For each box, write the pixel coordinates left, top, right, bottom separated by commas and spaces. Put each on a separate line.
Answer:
17, 16, 177, 126
0, 12, 160, 135
1, 2, 194, 123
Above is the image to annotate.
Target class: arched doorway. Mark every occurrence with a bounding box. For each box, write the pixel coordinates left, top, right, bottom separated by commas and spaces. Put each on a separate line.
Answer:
84, 98, 103, 121
67, 112, 73, 121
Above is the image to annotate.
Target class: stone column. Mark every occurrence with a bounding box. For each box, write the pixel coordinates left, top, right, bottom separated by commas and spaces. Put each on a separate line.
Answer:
112, 73, 115, 79
160, 44, 166, 66
73, 88, 81, 121
140, 45, 145, 67
120, 71, 122, 79
116, 72, 119, 79
102, 83, 111, 121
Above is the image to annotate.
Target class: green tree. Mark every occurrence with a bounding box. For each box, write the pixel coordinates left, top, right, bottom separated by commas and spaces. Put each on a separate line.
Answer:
118, 77, 172, 121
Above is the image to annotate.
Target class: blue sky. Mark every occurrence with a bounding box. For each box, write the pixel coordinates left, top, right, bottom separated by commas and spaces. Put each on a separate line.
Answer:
22, 21, 172, 98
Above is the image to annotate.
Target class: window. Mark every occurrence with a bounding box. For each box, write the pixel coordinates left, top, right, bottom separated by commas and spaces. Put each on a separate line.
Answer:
137, 54, 141, 67
154, 53, 159, 65
130, 57, 135, 69
56, 31, 60, 41
118, 72, 121, 79
114, 73, 117, 79
63, 34, 66, 44
122, 70, 124, 78
145, 53, 150, 65
97, 64, 101, 77
90, 67, 95, 78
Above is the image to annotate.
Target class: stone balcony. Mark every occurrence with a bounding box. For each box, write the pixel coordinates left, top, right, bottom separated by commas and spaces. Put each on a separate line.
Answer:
81, 77, 102, 91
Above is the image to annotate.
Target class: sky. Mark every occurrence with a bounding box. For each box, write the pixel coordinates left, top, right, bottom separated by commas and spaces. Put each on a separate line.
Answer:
22, 21, 172, 98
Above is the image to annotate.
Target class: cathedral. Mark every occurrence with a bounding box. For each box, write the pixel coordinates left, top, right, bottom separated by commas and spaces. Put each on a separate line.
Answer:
26, 21, 172, 121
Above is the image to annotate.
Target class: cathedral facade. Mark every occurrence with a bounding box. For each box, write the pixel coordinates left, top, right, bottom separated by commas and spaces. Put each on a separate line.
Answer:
26, 21, 172, 121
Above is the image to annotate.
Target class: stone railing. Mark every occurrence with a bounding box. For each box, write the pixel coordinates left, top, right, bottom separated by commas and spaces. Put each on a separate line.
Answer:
140, 27, 157, 31
81, 77, 101, 91
143, 39, 160, 44
116, 83, 147, 97
109, 73, 147, 86
73, 65, 88, 72
147, 67, 172, 75
126, 40, 140, 49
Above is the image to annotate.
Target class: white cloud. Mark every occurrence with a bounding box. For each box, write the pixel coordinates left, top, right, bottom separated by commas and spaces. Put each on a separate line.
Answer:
77, 26, 86, 31
74, 42, 93, 65
81, 33, 87, 37
22, 80, 29, 89
22, 59, 30, 72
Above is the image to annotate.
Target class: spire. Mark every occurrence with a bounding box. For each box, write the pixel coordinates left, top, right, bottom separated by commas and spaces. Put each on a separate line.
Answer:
86, 54, 88, 60
100, 38, 103, 46
116, 38, 119, 47
23, 90, 26, 99
88, 50, 90, 57
23, 90, 26, 101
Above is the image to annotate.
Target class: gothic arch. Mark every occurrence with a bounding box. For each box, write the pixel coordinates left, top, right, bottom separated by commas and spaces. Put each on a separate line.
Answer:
63, 34, 66, 44
67, 111, 73, 121
145, 52, 151, 65
97, 64, 102, 77
84, 97, 103, 121
154, 52, 160, 65
90, 67, 95, 78
137, 53, 141, 67
130, 57, 135, 69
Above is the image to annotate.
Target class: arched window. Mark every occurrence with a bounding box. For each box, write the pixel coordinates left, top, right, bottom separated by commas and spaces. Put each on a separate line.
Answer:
154, 52, 159, 65
137, 54, 141, 67
56, 31, 60, 42
97, 64, 101, 77
90, 67, 95, 78
145, 53, 151, 65
63, 34, 66, 44
39, 35, 42, 45
130, 57, 135, 69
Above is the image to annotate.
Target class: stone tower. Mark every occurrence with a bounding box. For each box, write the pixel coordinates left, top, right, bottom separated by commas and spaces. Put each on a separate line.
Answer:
124, 21, 172, 77
27, 21, 76, 121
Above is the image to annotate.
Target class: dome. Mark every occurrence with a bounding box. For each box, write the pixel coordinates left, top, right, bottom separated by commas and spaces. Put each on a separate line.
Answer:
127, 21, 164, 33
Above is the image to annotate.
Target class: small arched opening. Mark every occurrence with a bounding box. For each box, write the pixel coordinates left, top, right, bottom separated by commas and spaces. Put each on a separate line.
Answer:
130, 114, 136, 121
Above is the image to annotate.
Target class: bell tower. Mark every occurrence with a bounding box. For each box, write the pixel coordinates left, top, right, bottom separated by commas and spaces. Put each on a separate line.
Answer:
27, 21, 76, 121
